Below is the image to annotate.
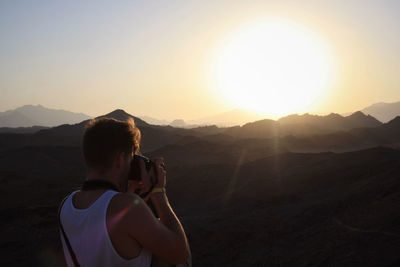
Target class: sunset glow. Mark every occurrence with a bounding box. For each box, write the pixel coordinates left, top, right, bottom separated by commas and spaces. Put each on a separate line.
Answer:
1, 1, 399, 122
209, 18, 336, 118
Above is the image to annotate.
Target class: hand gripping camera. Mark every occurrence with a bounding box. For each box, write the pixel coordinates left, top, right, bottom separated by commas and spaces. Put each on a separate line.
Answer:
129, 155, 166, 215
129, 154, 166, 185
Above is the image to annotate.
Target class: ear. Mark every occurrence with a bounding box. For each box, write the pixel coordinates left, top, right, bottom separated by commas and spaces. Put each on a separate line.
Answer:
114, 152, 125, 169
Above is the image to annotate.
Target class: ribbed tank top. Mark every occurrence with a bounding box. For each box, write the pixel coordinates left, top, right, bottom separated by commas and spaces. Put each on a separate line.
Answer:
60, 190, 152, 267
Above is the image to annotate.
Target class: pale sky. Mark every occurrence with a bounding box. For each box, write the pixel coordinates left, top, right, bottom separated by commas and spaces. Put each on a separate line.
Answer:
1, 0, 399, 120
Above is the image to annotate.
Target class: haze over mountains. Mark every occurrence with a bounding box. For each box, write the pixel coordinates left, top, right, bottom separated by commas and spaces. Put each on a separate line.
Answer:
0, 105, 92, 128
2, 101, 400, 129
139, 101, 400, 127
1, 108, 397, 153
187, 108, 267, 127
361, 101, 400, 122
137, 109, 266, 128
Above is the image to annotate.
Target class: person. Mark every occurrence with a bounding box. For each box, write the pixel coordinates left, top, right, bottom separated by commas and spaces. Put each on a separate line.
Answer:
58, 117, 190, 267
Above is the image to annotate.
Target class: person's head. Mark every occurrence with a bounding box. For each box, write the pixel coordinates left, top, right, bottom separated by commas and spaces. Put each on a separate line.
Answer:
82, 117, 141, 187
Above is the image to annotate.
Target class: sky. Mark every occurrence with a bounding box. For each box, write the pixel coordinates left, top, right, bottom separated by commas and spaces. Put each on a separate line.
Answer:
1, 0, 399, 121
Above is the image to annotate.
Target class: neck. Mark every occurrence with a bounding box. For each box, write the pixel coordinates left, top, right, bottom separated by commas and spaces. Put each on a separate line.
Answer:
86, 171, 120, 189
82, 179, 120, 192
85, 170, 129, 192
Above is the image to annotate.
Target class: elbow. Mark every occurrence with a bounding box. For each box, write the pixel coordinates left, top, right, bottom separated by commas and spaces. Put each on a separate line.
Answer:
181, 247, 191, 263
170, 244, 190, 264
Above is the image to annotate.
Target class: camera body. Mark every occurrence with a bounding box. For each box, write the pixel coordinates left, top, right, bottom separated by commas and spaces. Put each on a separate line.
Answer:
129, 154, 166, 185
129, 154, 153, 180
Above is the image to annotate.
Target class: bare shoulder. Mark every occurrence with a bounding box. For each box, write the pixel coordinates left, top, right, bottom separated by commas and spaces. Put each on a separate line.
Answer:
108, 192, 155, 229
109, 192, 148, 215
110, 191, 141, 208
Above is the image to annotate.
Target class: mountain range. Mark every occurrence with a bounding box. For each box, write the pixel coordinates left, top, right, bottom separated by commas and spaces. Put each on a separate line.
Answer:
0, 108, 399, 165
138, 101, 400, 127
1, 106, 400, 266
2, 101, 400, 129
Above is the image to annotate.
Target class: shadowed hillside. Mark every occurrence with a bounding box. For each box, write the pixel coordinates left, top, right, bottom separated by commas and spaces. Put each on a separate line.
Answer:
165, 147, 400, 266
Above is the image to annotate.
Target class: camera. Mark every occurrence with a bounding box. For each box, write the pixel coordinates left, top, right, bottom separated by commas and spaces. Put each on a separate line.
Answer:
129, 154, 166, 185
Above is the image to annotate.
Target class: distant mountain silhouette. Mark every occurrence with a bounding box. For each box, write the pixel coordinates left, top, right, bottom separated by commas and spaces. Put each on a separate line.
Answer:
361, 101, 400, 122
13, 109, 194, 153
188, 108, 266, 127
138, 115, 170, 126
139, 109, 265, 128
138, 116, 201, 128
219, 111, 382, 139
138, 106, 388, 129
95, 109, 149, 127
278, 111, 381, 132
0, 108, 393, 154
32, 109, 149, 137
0, 110, 39, 127
167, 119, 203, 128
169, 119, 187, 128
279, 115, 400, 152
223, 119, 280, 138
0, 105, 91, 127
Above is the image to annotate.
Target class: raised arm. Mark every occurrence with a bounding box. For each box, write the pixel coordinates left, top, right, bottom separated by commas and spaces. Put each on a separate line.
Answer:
114, 157, 190, 264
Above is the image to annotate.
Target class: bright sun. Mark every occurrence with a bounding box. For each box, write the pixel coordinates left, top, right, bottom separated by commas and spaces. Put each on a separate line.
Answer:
208, 17, 336, 118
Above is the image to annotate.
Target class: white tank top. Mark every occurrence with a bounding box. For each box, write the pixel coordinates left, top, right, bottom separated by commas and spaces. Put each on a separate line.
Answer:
60, 190, 152, 267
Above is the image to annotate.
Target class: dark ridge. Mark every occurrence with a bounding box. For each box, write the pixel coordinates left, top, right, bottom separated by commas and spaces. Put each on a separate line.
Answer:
386, 116, 400, 126
0, 126, 49, 134
95, 109, 149, 127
